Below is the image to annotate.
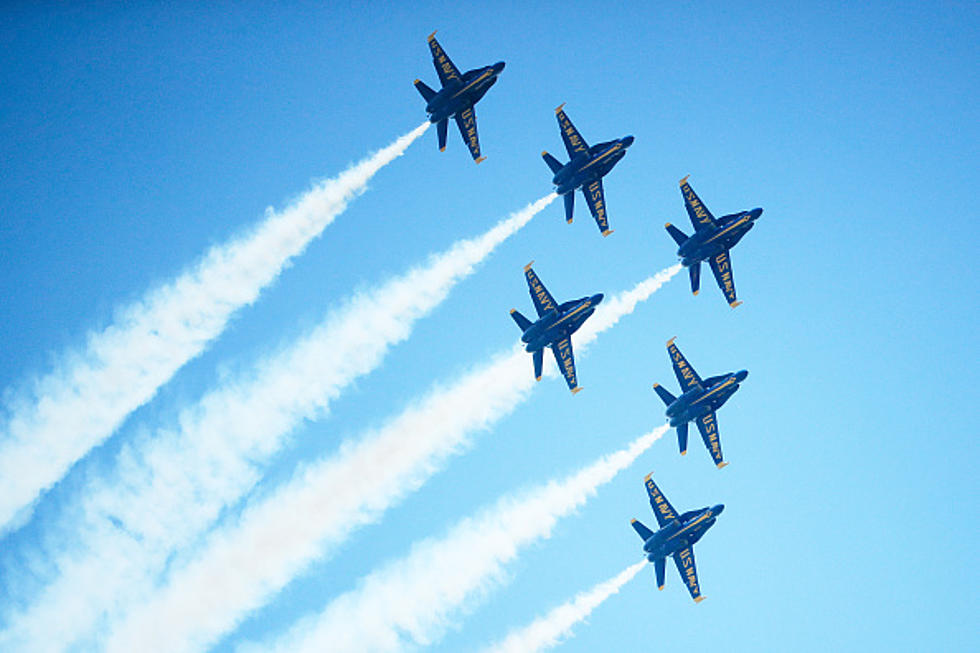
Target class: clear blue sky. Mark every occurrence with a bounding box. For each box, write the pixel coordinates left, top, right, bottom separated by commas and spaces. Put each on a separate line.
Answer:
1, 2, 977, 651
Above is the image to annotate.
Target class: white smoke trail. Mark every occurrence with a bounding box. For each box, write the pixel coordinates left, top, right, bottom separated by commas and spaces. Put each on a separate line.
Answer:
0, 121, 429, 534
100, 265, 680, 653
0, 193, 554, 653
481, 561, 647, 653
255, 425, 669, 653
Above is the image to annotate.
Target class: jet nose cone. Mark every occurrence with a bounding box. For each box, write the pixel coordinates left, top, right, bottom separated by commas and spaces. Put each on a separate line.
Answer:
750, 207, 763, 220
621, 135, 635, 148
493, 61, 506, 74
591, 293, 604, 306
735, 369, 749, 383
712, 504, 725, 516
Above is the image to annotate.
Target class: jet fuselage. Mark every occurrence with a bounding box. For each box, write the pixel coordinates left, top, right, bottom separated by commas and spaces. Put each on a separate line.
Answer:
642, 504, 724, 561
552, 137, 634, 195
425, 62, 505, 123
665, 371, 748, 427
677, 208, 763, 267
520, 294, 603, 353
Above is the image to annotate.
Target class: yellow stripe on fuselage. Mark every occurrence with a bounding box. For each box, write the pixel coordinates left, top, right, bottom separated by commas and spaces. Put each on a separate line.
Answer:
577, 144, 620, 173
452, 70, 492, 98
666, 512, 710, 541
701, 216, 749, 245
549, 301, 590, 330
690, 378, 734, 406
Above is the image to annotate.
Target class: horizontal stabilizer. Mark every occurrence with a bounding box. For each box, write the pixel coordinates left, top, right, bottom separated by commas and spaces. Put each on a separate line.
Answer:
542, 151, 564, 174
509, 308, 532, 332
414, 79, 437, 102
652, 383, 676, 406
665, 223, 688, 246
630, 518, 654, 541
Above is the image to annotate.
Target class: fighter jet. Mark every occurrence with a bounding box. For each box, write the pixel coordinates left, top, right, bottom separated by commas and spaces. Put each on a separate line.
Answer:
630, 472, 724, 603
509, 261, 603, 393
541, 104, 634, 236
413, 31, 505, 163
653, 338, 747, 468
665, 176, 763, 307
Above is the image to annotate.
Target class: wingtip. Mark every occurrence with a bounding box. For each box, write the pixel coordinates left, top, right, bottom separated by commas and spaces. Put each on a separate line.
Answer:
730, 300, 743, 308
644, 472, 652, 481
664, 222, 672, 228
541, 150, 549, 157
666, 336, 676, 346
566, 217, 574, 224
680, 450, 687, 456
601, 229, 614, 237
427, 30, 437, 41
658, 585, 665, 591
439, 146, 446, 152
693, 290, 699, 296
413, 78, 421, 84
475, 156, 486, 164
571, 386, 583, 394
555, 102, 566, 114
630, 518, 638, 524
652, 382, 660, 388
509, 308, 517, 314
694, 595, 706, 603
679, 175, 690, 186
535, 375, 542, 382
523, 260, 535, 272
717, 461, 729, 469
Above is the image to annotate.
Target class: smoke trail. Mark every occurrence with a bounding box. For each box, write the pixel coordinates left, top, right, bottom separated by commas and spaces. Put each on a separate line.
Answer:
0, 122, 429, 534
99, 265, 680, 653
0, 193, 553, 653
481, 561, 647, 653
256, 425, 670, 653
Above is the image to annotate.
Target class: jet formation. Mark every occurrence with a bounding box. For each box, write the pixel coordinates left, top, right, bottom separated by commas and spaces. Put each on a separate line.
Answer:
653, 338, 747, 468
414, 32, 505, 163
631, 473, 723, 602
509, 262, 603, 394
542, 104, 634, 236
666, 176, 763, 307
411, 30, 765, 606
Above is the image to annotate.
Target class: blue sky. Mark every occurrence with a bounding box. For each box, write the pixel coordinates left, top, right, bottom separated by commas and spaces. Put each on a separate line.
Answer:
1, 2, 977, 651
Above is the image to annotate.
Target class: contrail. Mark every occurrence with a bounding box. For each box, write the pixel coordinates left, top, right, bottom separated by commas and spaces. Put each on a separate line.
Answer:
0, 193, 554, 653
0, 121, 429, 534
98, 265, 680, 653
481, 561, 647, 653
253, 425, 670, 653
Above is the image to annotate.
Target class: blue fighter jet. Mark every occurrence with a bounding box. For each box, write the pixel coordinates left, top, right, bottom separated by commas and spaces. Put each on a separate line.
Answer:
666, 176, 762, 307
509, 261, 603, 393
630, 473, 724, 603
541, 105, 634, 236
653, 338, 748, 468
413, 31, 505, 163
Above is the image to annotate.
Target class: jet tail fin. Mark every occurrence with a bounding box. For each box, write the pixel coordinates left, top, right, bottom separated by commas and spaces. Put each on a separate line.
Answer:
677, 422, 689, 455
653, 383, 677, 406
654, 557, 667, 590
630, 518, 655, 541
413, 79, 437, 102
665, 222, 688, 246
541, 151, 563, 174
563, 192, 574, 224
509, 308, 532, 332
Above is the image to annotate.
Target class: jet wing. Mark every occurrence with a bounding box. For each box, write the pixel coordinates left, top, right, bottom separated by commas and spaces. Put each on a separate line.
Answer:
672, 546, 705, 602
695, 411, 726, 468
582, 179, 612, 236
667, 338, 703, 392
679, 176, 717, 233
454, 105, 484, 163
644, 473, 678, 529
708, 250, 741, 307
551, 336, 581, 393
524, 263, 559, 318
427, 32, 462, 87
555, 104, 589, 159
